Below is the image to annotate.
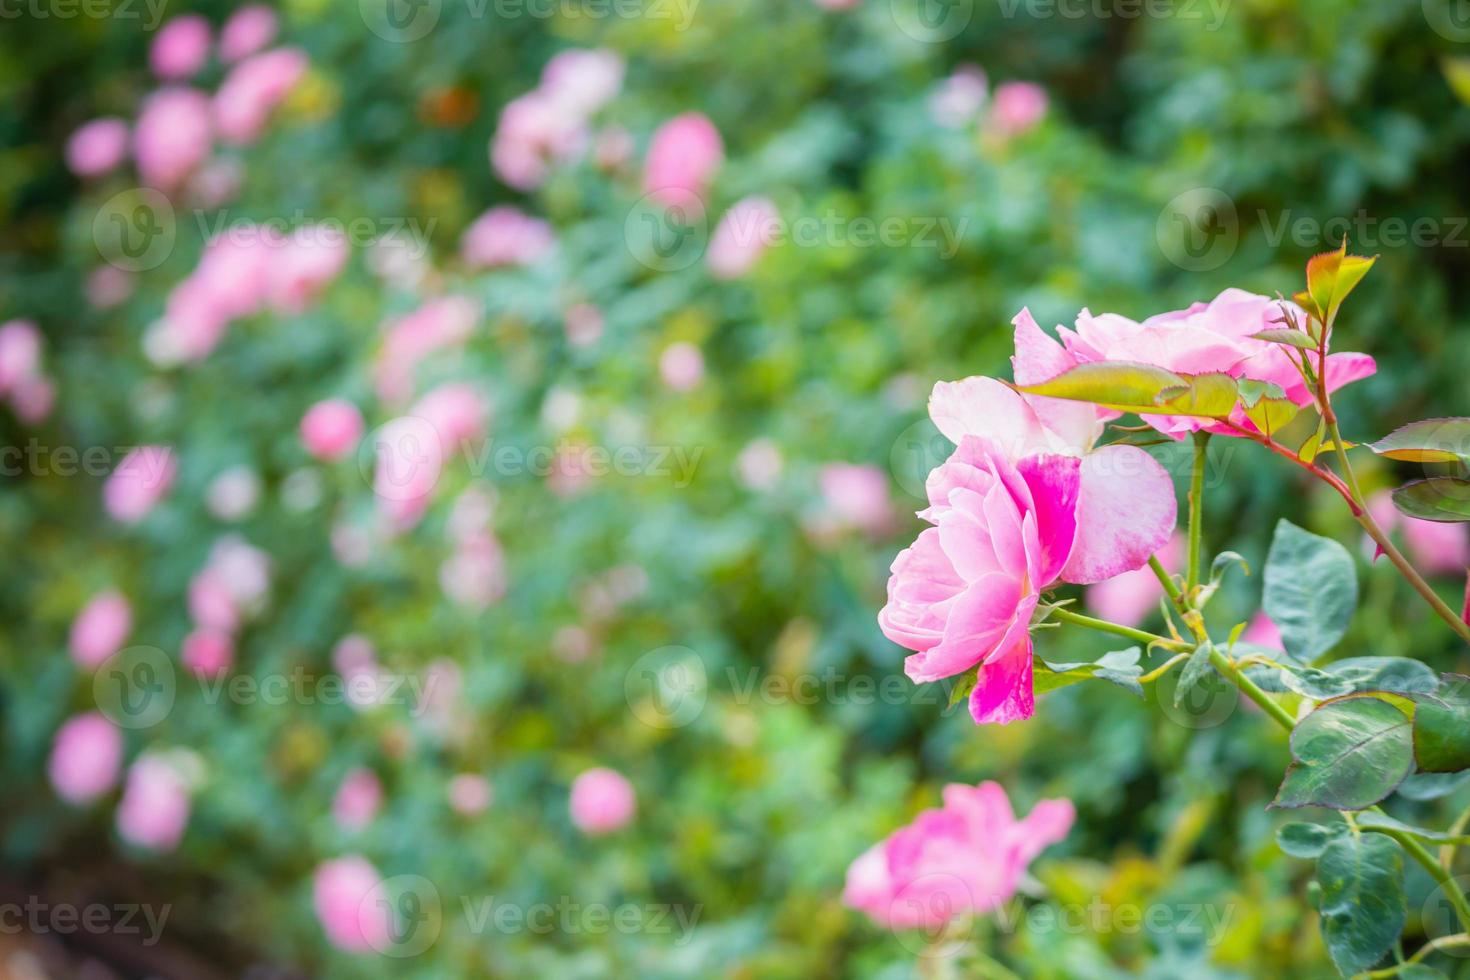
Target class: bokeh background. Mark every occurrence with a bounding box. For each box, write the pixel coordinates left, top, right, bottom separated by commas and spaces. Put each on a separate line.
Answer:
3, 0, 1470, 976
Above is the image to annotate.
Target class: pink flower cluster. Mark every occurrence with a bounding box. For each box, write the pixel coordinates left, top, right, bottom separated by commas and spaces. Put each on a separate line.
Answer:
0, 320, 55, 424
460, 206, 555, 270
374, 295, 481, 406
927, 66, 1049, 138
844, 781, 1073, 930
103, 445, 177, 524
491, 49, 625, 190
184, 536, 271, 677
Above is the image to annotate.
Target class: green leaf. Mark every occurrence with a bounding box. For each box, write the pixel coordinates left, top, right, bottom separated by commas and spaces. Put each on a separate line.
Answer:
1015, 362, 1194, 416
1154, 372, 1239, 417
1315, 832, 1406, 977
1173, 644, 1217, 708
1272, 698, 1413, 811
1413, 674, 1470, 773
1035, 648, 1144, 698
1391, 478, 1470, 523
1263, 520, 1358, 662
945, 666, 979, 710
1250, 329, 1318, 350
1356, 810, 1470, 846
1276, 821, 1347, 859
1445, 56, 1470, 106
1368, 418, 1470, 464
1397, 771, 1470, 801
1306, 240, 1378, 325
1244, 397, 1301, 439
1398, 967, 1449, 980
1237, 378, 1290, 406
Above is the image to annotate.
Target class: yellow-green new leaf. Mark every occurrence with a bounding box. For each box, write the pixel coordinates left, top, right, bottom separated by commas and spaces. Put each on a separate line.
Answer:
1015, 362, 1188, 414
1155, 372, 1239, 417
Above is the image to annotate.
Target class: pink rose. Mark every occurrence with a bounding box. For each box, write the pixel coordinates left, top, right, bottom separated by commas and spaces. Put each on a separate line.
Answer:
491, 89, 587, 191
214, 47, 308, 145
569, 767, 635, 834
440, 533, 507, 610
643, 113, 723, 212
460, 206, 555, 269
375, 296, 480, 405
540, 49, 624, 116
69, 589, 133, 670
150, 15, 211, 81
0, 319, 41, 394
333, 768, 383, 832
267, 226, 350, 313
736, 439, 783, 491
707, 196, 781, 279
988, 81, 1048, 137
658, 341, 704, 392
116, 753, 192, 852
313, 856, 391, 953
821, 463, 893, 536
1086, 532, 1185, 628
48, 713, 123, 805
219, 5, 278, 63
66, 118, 129, 177
301, 399, 365, 461
134, 88, 212, 189
181, 628, 234, 678
844, 781, 1073, 929
86, 267, 135, 310
929, 65, 988, 128
448, 774, 493, 815
104, 446, 176, 524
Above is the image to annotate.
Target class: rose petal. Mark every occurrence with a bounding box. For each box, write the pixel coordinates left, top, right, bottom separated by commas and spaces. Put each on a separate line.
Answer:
1060, 444, 1177, 585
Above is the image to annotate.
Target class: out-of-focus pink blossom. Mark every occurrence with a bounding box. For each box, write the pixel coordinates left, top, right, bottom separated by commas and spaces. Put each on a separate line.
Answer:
988, 81, 1049, 137
70, 589, 133, 670
658, 342, 704, 392
214, 47, 308, 145
187, 158, 245, 209
9, 375, 54, 424
547, 443, 596, 497
188, 569, 240, 633
150, 15, 211, 80
373, 415, 445, 531
844, 781, 1073, 929
0, 320, 43, 395
116, 753, 192, 851
552, 624, 595, 663
48, 713, 123, 805
104, 446, 176, 524
375, 296, 480, 405
1086, 533, 1185, 628
491, 90, 587, 191
181, 628, 234, 678
460, 206, 555, 269
569, 767, 635, 834
66, 118, 130, 177
707, 196, 781, 279
1241, 611, 1284, 650
206, 466, 261, 521
219, 5, 278, 63
86, 267, 135, 309
333, 767, 383, 831
929, 65, 988, 128
267, 226, 350, 313
540, 49, 624, 116
820, 463, 892, 536
188, 536, 271, 631
1365, 489, 1469, 575
563, 303, 604, 348
643, 113, 723, 212
414, 382, 488, 452
736, 439, 783, 491
448, 774, 493, 815
313, 856, 390, 953
812, 0, 860, 9
440, 533, 506, 610
134, 88, 212, 189
301, 399, 365, 461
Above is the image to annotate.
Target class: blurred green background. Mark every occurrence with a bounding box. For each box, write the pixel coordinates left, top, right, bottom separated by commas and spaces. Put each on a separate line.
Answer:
3, 0, 1470, 976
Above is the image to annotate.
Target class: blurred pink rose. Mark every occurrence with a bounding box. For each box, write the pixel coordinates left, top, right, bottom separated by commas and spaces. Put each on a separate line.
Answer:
441, 533, 507, 610
1086, 533, 1185, 628
448, 774, 493, 815
206, 465, 261, 521
540, 49, 624, 116
116, 753, 192, 851
643, 113, 723, 211
134, 88, 212, 189
707, 196, 781, 279
66, 118, 129, 177
658, 342, 704, 392
460, 206, 555, 269
188, 536, 271, 631
593, 125, 634, 170
375, 296, 480, 405
314, 856, 390, 953
48, 713, 123, 805
69, 589, 133, 670
219, 5, 278, 63
104, 445, 176, 524
9, 375, 54, 424
188, 569, 240, 633
491, 90, 588, 191
333, 768, 384, 832
563, 303, 604, 348
187, 157, 245, 208
373, 415, 445, 531
268, 227, 350, 313
570, 767, 635, 834
929, 65, 988, 128
820, 463, 892, 536
301, 399, 365, 461
1241, 611, 1283, 650
214, 47, 308, 145
86, 266, 135, 310
844, 781, 1073, 929
736, 439, 783, 491
414, 381, 488, 451
1365, 489, 1469, 575
988, 81, 1048, 137
150, 15, 211, 80
181, 628, 234, 678
812, 0, 860, 9
0, 320, 43, 395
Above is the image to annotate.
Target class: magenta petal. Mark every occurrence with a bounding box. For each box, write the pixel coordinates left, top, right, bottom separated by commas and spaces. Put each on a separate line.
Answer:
967, 597, 1037, 724
1014, 453, 1081, 587
1060, 445, 1177, 585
